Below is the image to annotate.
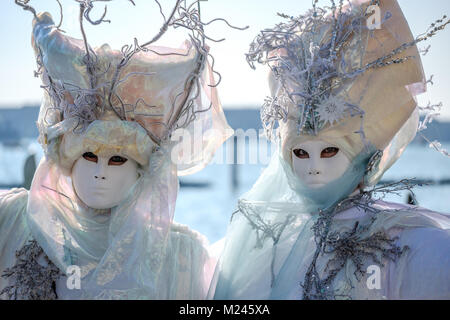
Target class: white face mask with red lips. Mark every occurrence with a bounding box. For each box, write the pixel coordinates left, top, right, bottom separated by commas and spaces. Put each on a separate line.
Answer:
291, 140, 351, 189
71, 152, 140, 210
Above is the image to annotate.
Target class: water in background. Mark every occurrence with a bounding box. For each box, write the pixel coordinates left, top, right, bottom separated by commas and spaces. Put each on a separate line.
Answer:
176, 141, 450, 243
0, 140, 449, 244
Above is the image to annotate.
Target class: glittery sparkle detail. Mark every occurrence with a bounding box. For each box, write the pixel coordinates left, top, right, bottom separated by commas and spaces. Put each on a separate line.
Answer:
301, 180, 416, 300
316, 95, 348, 126
246, 1, 449, 139
1, 240, 62, 300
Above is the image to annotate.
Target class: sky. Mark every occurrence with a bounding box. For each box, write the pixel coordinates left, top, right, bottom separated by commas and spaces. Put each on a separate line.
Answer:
1, 0, 450, 119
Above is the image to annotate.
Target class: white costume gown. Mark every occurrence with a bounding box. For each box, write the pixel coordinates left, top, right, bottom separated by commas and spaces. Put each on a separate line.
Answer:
210, 199, 450, 300
209, 153, 450, 300
0, 188, 214, 299
208, 0, 450, 301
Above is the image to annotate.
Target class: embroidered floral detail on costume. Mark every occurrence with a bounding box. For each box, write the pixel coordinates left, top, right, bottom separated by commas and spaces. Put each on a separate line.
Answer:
1, 240, 62, 300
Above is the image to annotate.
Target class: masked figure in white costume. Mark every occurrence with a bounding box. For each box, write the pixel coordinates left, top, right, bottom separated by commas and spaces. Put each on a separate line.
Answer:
210, 0, 450, 300
0, 1, 233, 300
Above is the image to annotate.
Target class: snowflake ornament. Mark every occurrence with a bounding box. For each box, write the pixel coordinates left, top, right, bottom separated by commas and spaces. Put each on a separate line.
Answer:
316, 95, 348, 126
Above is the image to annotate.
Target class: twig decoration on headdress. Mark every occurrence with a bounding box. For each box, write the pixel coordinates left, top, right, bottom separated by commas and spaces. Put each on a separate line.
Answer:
246, 1, 449, 146
17, 0, 249, 146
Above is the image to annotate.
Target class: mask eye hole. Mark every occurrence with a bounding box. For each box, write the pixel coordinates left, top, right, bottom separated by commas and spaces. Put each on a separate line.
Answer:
108, 155, 128, 166
293, 148, 310, 159
321, 147, 339, 158
82, 152, 98, 163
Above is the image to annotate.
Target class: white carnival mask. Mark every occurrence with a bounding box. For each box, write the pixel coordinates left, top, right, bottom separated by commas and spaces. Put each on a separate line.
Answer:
291, 140, 351, 189
72, 152, 140, 210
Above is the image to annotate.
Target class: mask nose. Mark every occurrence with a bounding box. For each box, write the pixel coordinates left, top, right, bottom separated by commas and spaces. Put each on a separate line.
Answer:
94, 160, 107, 180
308, 169, 321, 175
307, 154, 322, 176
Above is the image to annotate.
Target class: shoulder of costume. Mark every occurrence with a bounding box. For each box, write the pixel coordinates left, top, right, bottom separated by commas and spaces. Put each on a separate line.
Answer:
0, 188, 29, 245
366, 200, 450, 232
170, 221, 210, 247
360, 200, 450, 298
373, 199, 448, 216
0, 188, 29, 219
392, 225, 450, 299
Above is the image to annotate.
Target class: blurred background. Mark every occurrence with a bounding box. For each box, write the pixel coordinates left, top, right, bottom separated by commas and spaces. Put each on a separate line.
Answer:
0, 0, 449, 244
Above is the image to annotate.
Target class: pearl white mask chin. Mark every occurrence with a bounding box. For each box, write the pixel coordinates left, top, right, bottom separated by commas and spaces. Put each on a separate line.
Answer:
72, 152, 140, 210
291, 140, 351, 189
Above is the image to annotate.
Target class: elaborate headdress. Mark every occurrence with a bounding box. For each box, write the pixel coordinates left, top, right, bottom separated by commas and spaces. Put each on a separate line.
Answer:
16, 0, 245, 299
247, 0, 448, 186
32, 10, 231, 175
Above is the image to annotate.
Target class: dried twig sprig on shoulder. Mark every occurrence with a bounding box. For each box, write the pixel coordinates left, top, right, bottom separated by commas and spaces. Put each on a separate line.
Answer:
301, 179, 420, 300
238, 201, 295, 287
1, 240, 62, 300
